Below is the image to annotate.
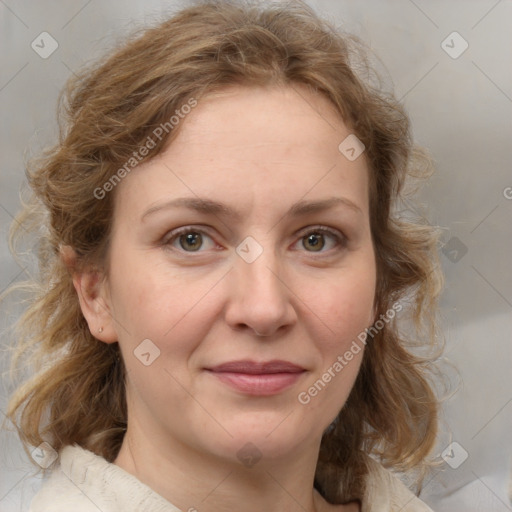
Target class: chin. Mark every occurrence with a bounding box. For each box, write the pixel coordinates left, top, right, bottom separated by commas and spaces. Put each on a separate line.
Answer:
203, 418, 319, 465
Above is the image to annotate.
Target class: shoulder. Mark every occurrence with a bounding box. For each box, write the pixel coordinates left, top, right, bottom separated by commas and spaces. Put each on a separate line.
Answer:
29, 444, 179, 512
361, 458, 434, 512
28, 463, 99, 512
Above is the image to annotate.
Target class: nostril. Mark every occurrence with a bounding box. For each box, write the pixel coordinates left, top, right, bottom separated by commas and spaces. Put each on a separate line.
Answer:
233, 325, 270, 337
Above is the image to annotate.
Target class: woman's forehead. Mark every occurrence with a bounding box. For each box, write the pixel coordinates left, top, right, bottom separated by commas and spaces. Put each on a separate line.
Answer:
113, 84, 370, 221
177, 84, 346, 141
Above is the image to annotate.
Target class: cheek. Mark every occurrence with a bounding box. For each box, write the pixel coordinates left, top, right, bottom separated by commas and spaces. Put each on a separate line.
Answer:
108, 255, 221, 361
297, 272, 375, 418
108, 260, 215, 407
335, 279, 374, 335
306, 267, 376, 351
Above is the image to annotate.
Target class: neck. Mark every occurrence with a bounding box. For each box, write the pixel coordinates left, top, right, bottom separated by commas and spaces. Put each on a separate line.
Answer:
114, 421, 342, 512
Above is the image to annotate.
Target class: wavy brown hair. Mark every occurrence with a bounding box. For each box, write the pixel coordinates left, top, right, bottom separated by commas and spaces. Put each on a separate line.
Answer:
5, 0, 444, 504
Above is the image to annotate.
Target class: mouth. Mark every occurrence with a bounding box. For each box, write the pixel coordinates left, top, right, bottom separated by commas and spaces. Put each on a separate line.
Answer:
205, 360, 306, 396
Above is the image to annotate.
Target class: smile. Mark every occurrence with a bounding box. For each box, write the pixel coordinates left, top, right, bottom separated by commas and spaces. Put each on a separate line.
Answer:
205, 360, 306, 396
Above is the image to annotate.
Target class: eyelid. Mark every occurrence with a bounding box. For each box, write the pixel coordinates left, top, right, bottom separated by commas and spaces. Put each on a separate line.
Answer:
295, 224, 344, 239
163, 225, 212, 242
162, 225, 219, 253
292, 225, 347, 252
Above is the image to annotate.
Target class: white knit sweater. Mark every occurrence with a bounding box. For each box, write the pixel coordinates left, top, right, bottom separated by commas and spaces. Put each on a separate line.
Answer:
28, 445, 433, 512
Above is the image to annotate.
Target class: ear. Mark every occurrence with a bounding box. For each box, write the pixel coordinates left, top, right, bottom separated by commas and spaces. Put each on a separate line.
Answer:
60, 245, 117, 344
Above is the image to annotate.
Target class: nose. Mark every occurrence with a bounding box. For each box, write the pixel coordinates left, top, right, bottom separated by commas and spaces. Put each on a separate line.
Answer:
224, 248, 297, 338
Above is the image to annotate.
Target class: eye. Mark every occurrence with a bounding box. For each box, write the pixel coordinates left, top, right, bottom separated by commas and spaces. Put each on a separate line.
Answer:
294, 226, 346, 253
164, 227, 216, 252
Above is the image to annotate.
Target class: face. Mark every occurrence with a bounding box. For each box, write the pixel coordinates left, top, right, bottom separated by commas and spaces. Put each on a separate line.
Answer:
96, 85, 376, 465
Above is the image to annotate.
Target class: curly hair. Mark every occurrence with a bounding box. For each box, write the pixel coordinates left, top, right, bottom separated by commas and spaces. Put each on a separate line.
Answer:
5, 0, 444, 504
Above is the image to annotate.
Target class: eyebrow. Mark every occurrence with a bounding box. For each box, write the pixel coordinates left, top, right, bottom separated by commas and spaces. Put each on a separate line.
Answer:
141, 196, 363, 222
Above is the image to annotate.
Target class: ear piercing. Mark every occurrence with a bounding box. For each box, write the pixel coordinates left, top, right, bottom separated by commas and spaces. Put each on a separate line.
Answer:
98, 327, 104, 333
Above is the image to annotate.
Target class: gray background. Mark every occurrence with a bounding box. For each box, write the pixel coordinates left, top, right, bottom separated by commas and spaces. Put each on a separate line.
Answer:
1, 1, 511, 510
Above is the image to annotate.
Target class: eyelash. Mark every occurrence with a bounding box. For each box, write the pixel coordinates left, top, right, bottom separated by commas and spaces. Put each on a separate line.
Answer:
162, 225, 347, 256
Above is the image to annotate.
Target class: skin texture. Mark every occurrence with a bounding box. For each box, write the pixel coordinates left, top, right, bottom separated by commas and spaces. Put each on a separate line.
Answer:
72, 84, 376, 512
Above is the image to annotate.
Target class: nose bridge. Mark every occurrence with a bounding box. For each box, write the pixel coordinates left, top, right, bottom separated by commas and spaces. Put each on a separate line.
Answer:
244, 253, 281, 294
236, 238, 285, 301
226, 236, 295, 335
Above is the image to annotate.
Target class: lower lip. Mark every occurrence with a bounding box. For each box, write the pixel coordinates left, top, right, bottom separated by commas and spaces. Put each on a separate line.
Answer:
208, 371, 304, 395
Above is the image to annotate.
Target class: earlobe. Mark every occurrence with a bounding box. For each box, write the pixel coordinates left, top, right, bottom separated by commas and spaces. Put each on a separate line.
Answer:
60, 245, 117, 344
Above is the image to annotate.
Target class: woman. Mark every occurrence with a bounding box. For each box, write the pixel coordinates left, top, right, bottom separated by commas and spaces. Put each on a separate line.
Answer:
6, 1, 443, 510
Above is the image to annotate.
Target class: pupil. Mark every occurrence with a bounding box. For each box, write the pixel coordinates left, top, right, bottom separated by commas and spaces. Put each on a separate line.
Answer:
305, 233, 324, 251
181, 232, 202, 251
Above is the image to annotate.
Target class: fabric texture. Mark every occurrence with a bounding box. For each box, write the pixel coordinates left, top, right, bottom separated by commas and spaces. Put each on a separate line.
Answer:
29, 444, 433, 512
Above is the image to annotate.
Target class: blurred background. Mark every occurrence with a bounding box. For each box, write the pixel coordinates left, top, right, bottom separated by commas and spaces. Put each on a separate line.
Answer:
1, 1, 511, 510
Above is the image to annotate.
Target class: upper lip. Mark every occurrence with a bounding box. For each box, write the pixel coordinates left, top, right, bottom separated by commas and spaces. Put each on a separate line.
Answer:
207, 360, 305, 374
